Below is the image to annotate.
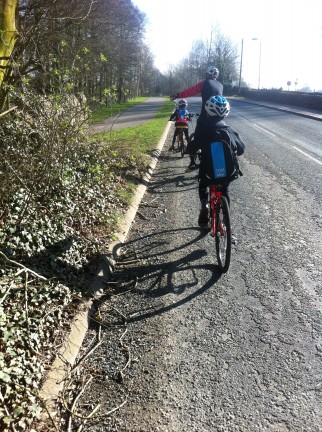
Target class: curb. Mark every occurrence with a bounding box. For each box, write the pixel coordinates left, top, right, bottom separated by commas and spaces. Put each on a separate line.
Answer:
228, 97, 322, 122
39, 121, 172, 413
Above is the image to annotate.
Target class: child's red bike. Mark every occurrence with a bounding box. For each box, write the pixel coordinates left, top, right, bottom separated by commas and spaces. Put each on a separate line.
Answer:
175, 127, 188, 157
209, 183, 231, 273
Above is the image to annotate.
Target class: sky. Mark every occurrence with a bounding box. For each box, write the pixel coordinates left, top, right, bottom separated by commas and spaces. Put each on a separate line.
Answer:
132, 0, 322, 91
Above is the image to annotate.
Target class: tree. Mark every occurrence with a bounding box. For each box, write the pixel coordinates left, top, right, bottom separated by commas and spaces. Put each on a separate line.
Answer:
166, 29, 239, 92
0, 0, 18, 102
1, 0, 159, 110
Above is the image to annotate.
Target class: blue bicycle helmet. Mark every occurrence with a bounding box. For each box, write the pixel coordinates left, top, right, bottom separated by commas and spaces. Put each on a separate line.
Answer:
205, 95, 230, 117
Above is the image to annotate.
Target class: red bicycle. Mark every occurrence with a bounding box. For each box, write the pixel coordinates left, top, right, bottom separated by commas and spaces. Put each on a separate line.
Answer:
209, 183, 231, 273
175, 127, 188, 157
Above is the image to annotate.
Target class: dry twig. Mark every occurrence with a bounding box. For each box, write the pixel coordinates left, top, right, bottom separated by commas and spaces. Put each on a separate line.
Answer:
67, 376, 93, 432
139, 203, 160, 208
118, 327, 131, 382
117, 258, 141, 265
0, 281, 15, 304
0, 251, 47, 280
136, 210, 148, 220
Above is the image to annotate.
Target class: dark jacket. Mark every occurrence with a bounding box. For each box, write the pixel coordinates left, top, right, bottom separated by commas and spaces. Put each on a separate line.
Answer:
176, 78, 223, 116
187, 116, 245, 156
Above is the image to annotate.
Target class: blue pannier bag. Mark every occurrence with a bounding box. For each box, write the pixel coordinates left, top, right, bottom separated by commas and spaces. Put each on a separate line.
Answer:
211, 141, 227, 179
202, 129, 242, 185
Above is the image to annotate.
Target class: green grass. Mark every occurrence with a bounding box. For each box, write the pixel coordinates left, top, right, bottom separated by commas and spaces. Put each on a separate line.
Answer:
91, 97, 173, 210
90, 97, 147, 123
103, 98, 173, 155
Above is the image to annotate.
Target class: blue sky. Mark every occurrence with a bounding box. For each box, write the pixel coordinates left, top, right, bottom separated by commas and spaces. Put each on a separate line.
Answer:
132, 0, 322, 91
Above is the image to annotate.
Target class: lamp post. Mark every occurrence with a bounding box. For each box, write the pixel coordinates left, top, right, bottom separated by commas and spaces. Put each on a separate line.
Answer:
238, 38, 244, 95
252, 38, 261, 90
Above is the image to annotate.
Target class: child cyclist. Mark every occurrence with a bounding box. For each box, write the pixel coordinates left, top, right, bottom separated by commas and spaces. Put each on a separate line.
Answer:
186, 95, 245, 228
169, 99, 190, 151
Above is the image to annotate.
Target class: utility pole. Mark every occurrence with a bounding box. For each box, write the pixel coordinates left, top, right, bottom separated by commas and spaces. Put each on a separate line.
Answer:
238, 38, 244, 95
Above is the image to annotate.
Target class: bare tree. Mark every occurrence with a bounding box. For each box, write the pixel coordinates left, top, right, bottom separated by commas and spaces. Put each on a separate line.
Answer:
167, 29, 239, 92
0, 0, 155, 110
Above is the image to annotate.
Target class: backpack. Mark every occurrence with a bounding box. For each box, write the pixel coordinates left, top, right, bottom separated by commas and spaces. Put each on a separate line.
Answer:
175, 109, 189, 127
200, 129, 242, 186
177, 108, 187, 120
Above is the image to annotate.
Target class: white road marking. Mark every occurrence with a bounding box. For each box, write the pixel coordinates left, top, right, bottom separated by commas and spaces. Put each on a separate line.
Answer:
253, 123, 276, 137
292, 146, 322, 166
233, 111, 322, 166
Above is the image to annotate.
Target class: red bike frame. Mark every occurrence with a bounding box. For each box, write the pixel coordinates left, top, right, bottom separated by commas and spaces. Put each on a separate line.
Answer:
209, 184, 222, 236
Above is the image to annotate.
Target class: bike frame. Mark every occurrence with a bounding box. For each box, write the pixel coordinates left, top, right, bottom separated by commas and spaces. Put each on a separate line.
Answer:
176, 127, 188, 156
209, 184, 222, 236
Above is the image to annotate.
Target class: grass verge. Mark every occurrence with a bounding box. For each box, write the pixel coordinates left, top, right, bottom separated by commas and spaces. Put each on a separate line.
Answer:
90, 97, 147, 123
99, 97, 173, 157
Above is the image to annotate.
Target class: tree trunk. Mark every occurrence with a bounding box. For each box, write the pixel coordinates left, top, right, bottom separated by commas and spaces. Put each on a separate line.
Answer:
0, 0, 18, 89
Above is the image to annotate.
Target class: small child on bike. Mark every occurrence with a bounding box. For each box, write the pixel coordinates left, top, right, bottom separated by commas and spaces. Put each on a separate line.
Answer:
186, 95, 245, 228
169, 99, 190, 151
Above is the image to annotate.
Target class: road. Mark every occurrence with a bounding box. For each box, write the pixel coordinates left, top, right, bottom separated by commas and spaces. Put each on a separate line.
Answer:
79, 98, 322, 431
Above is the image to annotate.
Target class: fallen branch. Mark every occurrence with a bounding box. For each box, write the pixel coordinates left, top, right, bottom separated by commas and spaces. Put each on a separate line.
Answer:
24, 273, 30, 332
67, 376, 93, 432
74, 397, 127, 425
116, 258, 141, 265
0, 105, 17, 118
0, 281, 15, 304
118, 327, 131, 382
0, 251, 47, 281
139, 203, 160, 208
68, 337, 103, 376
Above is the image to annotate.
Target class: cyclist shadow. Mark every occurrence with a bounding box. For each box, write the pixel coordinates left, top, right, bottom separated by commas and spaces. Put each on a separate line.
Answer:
148, 170, 198, 194
151, 176, 197, 193
111, 227, 223, 324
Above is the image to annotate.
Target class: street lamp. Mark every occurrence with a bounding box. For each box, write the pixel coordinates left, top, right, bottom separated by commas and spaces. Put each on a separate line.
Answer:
238, 38, 244, 95
252, 38, 261, 90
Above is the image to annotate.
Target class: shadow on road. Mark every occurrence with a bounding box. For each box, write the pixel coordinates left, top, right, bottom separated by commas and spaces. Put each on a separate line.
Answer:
110, 227, 223, 323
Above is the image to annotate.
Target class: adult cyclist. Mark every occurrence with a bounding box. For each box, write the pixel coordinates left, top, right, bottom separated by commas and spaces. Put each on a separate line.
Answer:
186, 95, 245, 228
170, 65, 224, 168
169, 99, 190, 151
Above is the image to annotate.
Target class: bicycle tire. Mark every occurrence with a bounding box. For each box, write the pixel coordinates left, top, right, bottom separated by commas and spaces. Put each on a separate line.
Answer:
179, 131, 185, 157
215, 196, 231, 273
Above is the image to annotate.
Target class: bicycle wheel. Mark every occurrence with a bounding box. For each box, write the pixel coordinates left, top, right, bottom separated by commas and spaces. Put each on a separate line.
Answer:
179, 132, 185, 157
215, 196, 231, 273
175, 132, 180, 152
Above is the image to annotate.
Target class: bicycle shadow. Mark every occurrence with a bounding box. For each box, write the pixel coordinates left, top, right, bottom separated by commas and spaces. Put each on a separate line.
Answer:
111, 227, 223, 324
147, 167, 198, 194
113, 226, 208, 259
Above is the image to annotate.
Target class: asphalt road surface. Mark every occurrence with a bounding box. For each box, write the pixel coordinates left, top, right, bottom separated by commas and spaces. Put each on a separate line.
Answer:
77, 97, 322, 431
